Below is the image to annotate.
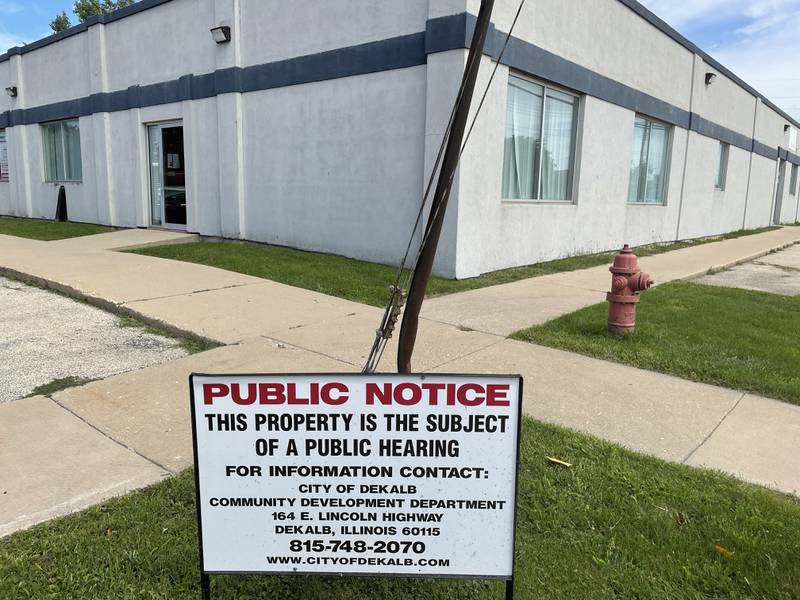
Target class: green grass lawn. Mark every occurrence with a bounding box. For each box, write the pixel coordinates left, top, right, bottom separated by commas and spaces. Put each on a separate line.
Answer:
512, 281, 800, 405
129, 227, 778, 307
0, 216, 115, 240
1, 418, 798, 599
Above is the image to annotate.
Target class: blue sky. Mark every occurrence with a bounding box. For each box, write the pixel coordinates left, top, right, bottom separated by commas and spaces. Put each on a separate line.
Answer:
640, 0, 800, 120
0, 1, 70, 45
1, 0, 799, 119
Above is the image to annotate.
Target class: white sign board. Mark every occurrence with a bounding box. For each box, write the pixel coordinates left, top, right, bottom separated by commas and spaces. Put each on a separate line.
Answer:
190, 373, 522, 579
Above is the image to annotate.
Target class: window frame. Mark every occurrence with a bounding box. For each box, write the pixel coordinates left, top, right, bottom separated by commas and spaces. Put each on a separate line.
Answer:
715, 142, 729, 191
41, 118, 83, 183
627, 114, 672, 205
501, 72, 582, 204
0, 129, 8, 183
790, 164, 799, 196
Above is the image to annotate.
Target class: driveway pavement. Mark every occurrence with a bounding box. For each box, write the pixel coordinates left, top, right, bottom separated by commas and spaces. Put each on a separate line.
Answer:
0, 275, 187, 403
1, 226, 799, 537
696, 243, 800, 296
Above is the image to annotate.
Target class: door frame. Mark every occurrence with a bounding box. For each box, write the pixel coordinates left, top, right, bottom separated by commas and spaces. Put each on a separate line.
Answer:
146, 120, 187, 230
773, 158, 787, 225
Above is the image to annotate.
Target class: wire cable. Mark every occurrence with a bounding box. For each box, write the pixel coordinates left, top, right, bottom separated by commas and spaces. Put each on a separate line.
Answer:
363, 0, 527, 373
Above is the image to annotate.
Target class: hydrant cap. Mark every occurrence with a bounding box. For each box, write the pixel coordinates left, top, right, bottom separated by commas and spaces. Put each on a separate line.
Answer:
610, 244, 640, 274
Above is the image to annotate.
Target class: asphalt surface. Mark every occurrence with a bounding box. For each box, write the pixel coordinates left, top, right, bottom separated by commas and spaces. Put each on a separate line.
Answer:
0, 276, 188, 403
695, 243, 800, 296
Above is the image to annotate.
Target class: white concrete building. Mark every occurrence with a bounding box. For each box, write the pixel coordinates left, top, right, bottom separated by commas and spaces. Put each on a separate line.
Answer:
0, 0, 798, 278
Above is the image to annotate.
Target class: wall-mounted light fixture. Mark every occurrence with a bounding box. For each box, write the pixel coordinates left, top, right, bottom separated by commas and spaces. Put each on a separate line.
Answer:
5, 86, 17, 98
704, 72, 717, 85
785, 124, 792, 133
210, 25, 231, 44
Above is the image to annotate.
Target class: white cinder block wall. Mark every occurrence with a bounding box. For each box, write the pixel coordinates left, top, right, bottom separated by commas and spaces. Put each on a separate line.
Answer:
0, 0, 797, 279
454, 0, 798, 277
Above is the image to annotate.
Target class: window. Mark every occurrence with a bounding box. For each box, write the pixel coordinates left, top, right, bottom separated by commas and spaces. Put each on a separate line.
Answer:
41, 119, 82, 182
791, 164, 799, 196
0, 130, 8, 182
628, 115, 670, 204
501, 75, 579, 201
715, 142, 729, 191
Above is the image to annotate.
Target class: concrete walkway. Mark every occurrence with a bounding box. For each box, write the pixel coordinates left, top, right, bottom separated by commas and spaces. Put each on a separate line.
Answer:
421, 227, 800, 335
1, 227, 799, 536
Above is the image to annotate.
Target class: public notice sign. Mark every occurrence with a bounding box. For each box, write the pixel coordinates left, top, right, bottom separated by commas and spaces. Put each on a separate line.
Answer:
190, 373, 522, 579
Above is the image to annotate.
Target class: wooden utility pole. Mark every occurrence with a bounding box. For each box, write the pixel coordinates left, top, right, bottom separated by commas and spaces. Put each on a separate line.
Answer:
397, 0, 495, 374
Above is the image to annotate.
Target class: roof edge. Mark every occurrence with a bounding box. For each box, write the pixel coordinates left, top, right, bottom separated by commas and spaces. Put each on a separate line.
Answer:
0, 0, 174, 63
617, 0, 800, 130
0, 0, 797, 131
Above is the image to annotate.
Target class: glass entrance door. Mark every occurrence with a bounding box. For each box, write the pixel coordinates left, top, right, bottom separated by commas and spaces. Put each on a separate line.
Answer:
774, 159, 786, 225
148, 122, 187, 229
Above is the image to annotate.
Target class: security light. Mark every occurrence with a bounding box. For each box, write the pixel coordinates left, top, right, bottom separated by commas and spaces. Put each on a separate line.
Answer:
704, 72, 717, 85
210, 26, 231, 44
5, 86, 17, 98
785, 124, 792, 133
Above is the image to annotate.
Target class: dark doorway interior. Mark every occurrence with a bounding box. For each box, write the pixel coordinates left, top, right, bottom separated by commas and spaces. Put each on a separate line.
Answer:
162, 126, 187, 226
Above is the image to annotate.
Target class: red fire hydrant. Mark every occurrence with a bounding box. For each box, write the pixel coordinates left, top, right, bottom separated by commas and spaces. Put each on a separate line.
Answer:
607, 245, 654, 335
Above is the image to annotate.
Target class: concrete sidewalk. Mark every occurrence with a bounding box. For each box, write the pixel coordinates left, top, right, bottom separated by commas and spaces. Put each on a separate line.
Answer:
1, 227, 798, 537
421, 227, 800, 335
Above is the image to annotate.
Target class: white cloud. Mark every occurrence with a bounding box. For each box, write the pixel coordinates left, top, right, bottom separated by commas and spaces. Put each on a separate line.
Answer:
0, 1, 24, 15
714, 18, 800, 120
0, 32, 29, 52
0, 2, 53, 52
640, 0, 800, 121
640, 0, 798, 29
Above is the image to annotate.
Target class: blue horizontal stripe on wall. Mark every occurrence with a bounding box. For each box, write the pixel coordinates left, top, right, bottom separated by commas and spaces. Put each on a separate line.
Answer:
1, 0, 796, 134
753, 141, 779, 161
0, 11, 787, 166
691, 115, 752, 154
0, 32, 427, 128
500, 35, 692, 129
688, 114, 781, 160
241, 32, 427, 93
430, 13, 784, 163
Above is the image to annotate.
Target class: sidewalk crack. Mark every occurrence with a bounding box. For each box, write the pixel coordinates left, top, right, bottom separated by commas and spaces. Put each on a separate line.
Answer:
47, 396, 175, 475
753, 260, 800, 273
412, 315, 507, 337
122, 282, 263, 305
682, 392, 747, 464
258, 335, 362, 369
428, 337, 507, 372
